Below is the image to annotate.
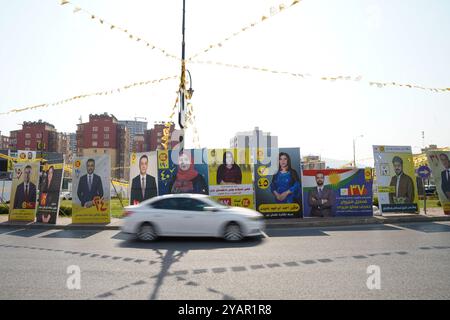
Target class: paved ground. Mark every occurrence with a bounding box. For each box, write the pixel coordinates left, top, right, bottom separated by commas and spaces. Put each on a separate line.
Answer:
0, 221, 449, 300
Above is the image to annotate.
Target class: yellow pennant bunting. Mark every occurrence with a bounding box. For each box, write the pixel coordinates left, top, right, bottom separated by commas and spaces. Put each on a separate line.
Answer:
59, 0, 180, 62
188, 0, 302, 61
190, 59, 450, 93
0, 75, 177, 116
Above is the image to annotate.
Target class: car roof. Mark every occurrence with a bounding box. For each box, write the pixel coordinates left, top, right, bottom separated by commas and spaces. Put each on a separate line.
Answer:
139, 193, 210, 205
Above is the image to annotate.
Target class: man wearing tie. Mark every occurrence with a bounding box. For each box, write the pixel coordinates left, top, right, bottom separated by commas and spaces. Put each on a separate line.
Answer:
77, 158, 104, 208
389, 156, 415, 204
13, 165, 37, 209
130, 154, 157, 205
439, 153, 450, 200
308, 172, 335, 217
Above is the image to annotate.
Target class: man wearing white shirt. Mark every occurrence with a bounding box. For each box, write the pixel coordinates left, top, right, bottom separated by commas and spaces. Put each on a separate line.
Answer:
389, 156, 415, 204
77, 158, 104, 208
130, 154, 157, 205
439, 153, 450, 199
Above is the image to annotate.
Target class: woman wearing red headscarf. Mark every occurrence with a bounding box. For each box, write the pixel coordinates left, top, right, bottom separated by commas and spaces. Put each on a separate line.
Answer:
167, 151, 208, 194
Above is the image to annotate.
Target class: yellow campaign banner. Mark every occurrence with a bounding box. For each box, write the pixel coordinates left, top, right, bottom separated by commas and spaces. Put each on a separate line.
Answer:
9, 162, 40, 221
258, 203, 300, 213
72, 155, 111, 224
373, 145, 419, 213
208, 148, 254, 209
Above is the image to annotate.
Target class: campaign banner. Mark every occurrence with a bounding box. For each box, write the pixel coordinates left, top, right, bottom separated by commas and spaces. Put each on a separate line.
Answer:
302, 168, 373, 217
72, 156, 110, 224
157, 149, 209, 196
208, 148, 254, 208
373, 145, 418, 213
36, 159, 64, 224
9, 162, 40, 221
426, 151, 450, 215
17, 150, 37, 161
254, 148, 302, 218
129, 152, 158, 205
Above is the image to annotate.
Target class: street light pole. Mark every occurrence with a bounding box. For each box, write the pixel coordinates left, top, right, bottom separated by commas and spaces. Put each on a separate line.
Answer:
177, 0, 187, 151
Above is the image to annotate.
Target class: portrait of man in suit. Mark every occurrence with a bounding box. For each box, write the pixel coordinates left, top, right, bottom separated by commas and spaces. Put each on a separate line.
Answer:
13, 165, 37, 209
77, 158, 104, 208
389, 156, 415, 204
308, 172, 335, 217
439, 153, 450, 200
130, 154, 157, 205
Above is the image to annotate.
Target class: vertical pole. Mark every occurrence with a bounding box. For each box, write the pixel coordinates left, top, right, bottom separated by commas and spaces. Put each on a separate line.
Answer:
178, 0, 186, 151
423, 178, 427, 215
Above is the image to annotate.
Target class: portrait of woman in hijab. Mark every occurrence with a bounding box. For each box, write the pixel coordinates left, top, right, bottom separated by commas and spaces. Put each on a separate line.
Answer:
167, 151, 208, 194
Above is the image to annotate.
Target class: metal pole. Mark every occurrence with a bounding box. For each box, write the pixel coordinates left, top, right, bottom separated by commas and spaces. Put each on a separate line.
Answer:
178, 0, 186, 131
423, 178, 427, 215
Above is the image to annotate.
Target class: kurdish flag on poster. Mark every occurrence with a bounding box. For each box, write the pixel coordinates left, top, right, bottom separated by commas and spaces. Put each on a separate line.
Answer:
302, 168, 374, 217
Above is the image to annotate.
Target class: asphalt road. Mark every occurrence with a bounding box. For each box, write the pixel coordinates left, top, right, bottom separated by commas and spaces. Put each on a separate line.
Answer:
0, 221, 449, 300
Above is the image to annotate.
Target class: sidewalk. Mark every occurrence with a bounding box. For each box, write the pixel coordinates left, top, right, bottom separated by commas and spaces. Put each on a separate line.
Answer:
0, 208, 449, 230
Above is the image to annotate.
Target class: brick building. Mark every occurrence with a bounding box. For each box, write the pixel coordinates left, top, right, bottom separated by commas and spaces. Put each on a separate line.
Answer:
144, 122, 182, 151
76, 113, 129, 179
9, 120, 58, 152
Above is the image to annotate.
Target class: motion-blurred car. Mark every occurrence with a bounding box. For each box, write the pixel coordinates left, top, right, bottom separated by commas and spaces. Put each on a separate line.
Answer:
121, 194, 265, 242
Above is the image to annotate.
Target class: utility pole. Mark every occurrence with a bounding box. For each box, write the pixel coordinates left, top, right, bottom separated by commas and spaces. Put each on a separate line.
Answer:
178, 0, 187, 150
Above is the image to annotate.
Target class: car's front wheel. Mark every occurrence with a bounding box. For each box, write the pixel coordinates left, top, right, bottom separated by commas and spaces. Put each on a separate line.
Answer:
223, 222, 244, 242
137, 223, 158, 241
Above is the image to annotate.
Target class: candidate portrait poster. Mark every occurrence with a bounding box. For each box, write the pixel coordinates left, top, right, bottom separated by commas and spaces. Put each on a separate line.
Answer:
254, 148, 302, 218
426, 150, 450, 215
373, 145, 418, 213
129, 152, 158, 205
9, 162, 40, 221
36, 159, 64, 224
72, 155, 110, 224
157, 149, 209, 196
302, 168, 373, 217
208, 148, 254, 208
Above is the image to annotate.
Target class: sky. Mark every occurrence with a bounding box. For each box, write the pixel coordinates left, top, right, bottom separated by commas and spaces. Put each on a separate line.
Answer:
0, 0, 449, 167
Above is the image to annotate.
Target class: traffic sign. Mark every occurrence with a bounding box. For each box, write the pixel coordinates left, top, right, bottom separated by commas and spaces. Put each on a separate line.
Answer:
417, 165, 431, 179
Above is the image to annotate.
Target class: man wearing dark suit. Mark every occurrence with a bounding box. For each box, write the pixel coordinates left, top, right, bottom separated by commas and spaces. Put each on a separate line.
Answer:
439, 153, 450, 200
389, 156, 415, 204
13, 165, 37, 209
77, 158, 104, 207
308, 172, 335, 217
130, 154, 157, 205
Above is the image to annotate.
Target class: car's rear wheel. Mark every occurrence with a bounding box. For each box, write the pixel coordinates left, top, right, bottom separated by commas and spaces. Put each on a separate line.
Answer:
223, 222, 244, 242
137, 223, 158, 241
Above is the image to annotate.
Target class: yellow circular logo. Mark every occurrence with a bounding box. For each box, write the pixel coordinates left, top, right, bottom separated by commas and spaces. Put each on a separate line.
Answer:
258, 177, 270, 189
74, 160, 81, 168
257, 166, 269, 177
328, 172, 340, 185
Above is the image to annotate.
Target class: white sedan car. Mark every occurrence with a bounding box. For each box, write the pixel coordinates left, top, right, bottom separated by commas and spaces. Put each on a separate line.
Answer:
121, 194, 265, 242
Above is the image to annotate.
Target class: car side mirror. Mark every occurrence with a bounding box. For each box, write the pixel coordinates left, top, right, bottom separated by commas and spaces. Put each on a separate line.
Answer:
204, 206, 218, 212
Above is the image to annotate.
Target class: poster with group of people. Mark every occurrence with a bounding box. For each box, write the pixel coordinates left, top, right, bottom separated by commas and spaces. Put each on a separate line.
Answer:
426, 151, 450, 215
373, 145, 419, 213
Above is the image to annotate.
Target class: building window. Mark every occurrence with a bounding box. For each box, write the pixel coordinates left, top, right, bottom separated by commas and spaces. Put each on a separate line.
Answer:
25, 133, 31, 139
104, 141, 109, 147
104, 134, 109, 139
92, 141, 98, 147
92, 134, 98, 139
36, 133, 42, 139
104, 127, 110, 132
25, 140, 31, 146
92, 127, 98, 132
157, 132, 162, 137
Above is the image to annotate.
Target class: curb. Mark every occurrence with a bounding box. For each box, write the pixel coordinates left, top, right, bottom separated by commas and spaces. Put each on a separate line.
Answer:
0, 215, 449, 231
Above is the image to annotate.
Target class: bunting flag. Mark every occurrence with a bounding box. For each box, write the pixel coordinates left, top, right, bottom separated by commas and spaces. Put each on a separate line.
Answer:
190, 59, 450, 93
59, 0, 179, 61
0, 75, 177, 116
188, 0, 301, 61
